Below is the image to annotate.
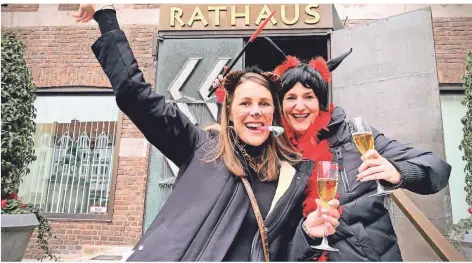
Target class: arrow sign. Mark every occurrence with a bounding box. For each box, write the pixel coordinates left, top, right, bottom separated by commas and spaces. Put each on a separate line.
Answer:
164, 57, 233, 176
168, 57, 201, 124
165, 57, 202, 176
199, 58, 231, 120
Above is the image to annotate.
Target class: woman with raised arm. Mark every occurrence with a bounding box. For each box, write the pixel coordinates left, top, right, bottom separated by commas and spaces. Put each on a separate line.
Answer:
74, 4, 342, 262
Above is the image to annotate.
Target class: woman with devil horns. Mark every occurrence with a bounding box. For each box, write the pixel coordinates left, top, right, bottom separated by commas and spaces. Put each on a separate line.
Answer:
74, 4, 343, 262
272, 50, 452, 261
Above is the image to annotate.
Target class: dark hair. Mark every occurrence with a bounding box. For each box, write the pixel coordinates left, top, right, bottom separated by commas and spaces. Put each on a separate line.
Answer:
279, 64, 329, 111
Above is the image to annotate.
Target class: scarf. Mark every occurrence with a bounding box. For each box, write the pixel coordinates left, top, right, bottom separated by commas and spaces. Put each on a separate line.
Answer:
283, 103, 344, 261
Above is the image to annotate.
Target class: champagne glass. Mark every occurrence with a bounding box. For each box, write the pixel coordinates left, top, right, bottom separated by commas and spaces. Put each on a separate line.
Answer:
350, 116, 391, 197
311, 161, 339, 252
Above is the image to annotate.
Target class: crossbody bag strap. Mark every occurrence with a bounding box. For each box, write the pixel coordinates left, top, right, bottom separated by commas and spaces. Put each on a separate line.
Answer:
240, 176, 270, 262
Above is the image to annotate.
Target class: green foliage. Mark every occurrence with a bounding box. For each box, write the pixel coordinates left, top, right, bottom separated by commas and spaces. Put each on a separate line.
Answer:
460, 50, 472, 207
1, 195, 58, 261
1, 30, 37, 199
25, 204, 58, 261
1, 30, 58, 261
449, 217, 472, 248
449, 51, 472, 247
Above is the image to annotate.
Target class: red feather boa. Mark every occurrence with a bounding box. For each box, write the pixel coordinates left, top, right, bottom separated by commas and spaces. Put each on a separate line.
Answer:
283, 103, 343, 261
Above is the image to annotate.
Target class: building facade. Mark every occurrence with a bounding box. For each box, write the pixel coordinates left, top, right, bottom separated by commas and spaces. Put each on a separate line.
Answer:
1, 3, 471, 261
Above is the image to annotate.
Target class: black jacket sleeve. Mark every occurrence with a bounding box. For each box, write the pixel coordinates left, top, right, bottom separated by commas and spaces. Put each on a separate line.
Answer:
93, 9, 120, 35
284, 194, 324, 261
287, 219, 324, 261
372, 126, 451, 195
91, 9, 205, 167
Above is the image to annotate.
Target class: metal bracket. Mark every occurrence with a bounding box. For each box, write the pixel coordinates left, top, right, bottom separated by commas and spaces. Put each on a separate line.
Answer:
152, 33, 164, 61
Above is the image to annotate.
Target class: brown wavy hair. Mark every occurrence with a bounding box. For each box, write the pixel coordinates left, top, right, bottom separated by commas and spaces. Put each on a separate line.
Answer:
204, 66, 300, 181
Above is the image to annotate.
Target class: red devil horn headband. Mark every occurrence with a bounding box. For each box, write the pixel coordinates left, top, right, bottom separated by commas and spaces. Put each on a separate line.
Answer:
272, 48, 353, 83
273, 56, 301, 77
273, 56, 331, 83
309, 57, 331, 82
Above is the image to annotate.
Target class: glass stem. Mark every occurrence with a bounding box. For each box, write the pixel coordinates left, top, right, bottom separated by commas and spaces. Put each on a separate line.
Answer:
322, 221, 328, 244
376, 180, 385, 193
321, 236, 329, 246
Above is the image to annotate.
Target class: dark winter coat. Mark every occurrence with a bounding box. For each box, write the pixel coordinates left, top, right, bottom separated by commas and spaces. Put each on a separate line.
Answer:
319, 107, 451, 261
91, 10, 322, 261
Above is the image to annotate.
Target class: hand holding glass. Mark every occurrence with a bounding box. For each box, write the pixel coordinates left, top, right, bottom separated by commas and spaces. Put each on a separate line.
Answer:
350, 116, 391, 197
311, 161, 339, 252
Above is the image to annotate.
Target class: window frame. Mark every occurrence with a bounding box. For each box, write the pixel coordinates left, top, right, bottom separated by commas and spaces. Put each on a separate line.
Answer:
439, 83, 464, 93
30, 91, 123, 222
439, 83, 467, 224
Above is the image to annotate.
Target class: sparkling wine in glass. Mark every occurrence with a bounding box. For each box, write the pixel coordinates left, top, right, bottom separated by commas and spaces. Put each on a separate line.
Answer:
311, 161, 339, 252
350, 116, 391, 197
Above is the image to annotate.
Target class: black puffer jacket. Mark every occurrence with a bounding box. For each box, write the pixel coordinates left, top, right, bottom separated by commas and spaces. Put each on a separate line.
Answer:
318, 107, 451, 261
91, 9, 324, 262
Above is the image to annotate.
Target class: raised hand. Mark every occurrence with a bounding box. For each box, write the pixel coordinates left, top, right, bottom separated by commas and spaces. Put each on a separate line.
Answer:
211, 66, 229, 90
72, 4, 95, 23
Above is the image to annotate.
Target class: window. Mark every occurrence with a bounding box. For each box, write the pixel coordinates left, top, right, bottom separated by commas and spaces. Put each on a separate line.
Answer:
440, 92, 468, 224
18, 94, 121, 220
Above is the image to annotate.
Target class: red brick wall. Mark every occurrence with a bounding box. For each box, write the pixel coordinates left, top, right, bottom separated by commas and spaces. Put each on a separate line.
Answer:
1, 4, 39, 12
14, 24, 156, 258
433, 17, 472, 84
0, 4, 160, 12
133, 4, 160, 9
122, 118, 145, 139
58, 4, 79, 11
15, 25, 156, 88
345, 18, 472, 84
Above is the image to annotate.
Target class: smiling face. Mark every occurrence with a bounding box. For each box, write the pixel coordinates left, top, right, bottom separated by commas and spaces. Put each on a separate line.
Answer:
206, 69, 302, 181
229, 80, 274, 146
282, 82, 320, 135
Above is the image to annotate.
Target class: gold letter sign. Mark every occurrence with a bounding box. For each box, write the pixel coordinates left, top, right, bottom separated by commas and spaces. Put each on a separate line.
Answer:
170, 7, 185, 27
208, 6, 227, 26
231, 5, 250, 26
305, 4, 321, 24
255, 4, 277, 26
188, 6, 209, 27
162, 4, 330, 30
281, 4, 299, 25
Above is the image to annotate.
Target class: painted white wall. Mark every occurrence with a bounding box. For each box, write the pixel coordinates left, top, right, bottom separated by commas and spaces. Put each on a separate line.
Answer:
34, 95, 119, 123
1, 4, 160, 27
440, 93, 469, 223
334, 4, 472, 20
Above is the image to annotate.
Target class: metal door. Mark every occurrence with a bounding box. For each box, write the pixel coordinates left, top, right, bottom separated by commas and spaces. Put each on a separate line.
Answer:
144, 38, 244, 232
331, 7, 450, 261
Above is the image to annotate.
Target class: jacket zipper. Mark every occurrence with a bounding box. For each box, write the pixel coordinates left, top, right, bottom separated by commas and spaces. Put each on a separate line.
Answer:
249, 161, 314, 261
335, 147, 351, 193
